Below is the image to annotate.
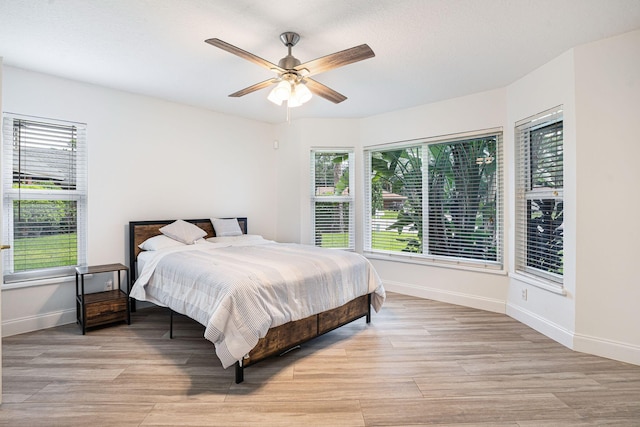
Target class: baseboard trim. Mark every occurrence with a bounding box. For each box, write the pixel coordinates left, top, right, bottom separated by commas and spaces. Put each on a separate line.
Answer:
384, 280, 506, 314
506, 302, 574, 348
2, 308, 76, 337
574, 332, 640, 366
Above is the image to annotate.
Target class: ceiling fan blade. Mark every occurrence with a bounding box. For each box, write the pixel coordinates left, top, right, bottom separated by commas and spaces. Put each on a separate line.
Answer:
229, 79, 277, 97
205, 38, 285, 73
304, 78, 347, 104
295, 44, 375, 76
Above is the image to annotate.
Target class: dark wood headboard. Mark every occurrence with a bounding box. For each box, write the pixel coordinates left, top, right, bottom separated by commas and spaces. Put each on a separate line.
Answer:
128, 218, 247, 281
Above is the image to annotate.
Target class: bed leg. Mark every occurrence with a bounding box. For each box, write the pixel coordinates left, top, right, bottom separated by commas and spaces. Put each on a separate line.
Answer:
366, 294, 372, 323
235, 361, 244, 384
169, 309, 174, 339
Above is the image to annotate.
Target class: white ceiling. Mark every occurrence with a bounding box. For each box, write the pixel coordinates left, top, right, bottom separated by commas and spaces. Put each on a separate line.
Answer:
1, 0, 640, 124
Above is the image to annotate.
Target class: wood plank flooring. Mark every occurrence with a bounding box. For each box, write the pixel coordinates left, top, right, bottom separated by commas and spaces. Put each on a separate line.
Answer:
2, 292, 639, 426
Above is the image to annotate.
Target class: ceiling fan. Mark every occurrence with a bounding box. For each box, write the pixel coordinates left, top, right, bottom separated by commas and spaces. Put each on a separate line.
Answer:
205, 32, 375, 107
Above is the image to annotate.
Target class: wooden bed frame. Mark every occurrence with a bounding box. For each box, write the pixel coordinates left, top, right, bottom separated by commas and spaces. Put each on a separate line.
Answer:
128, 218, 373, 383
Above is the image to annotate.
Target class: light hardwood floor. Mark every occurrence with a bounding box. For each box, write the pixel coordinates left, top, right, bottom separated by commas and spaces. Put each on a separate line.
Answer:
1, 292, 639, 426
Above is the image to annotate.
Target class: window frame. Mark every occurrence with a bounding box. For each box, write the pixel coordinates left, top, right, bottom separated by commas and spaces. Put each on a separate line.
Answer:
2, 113, 88, 284
310, 149, 355, 250
514, 106, 564, 286
364, 128, 504, 270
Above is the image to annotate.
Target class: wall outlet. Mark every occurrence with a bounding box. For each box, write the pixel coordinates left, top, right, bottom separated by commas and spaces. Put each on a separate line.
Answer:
521, 288, 528, 301
105, 279, 113, 291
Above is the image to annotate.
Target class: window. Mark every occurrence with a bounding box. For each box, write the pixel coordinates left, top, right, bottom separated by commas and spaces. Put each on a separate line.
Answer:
2, 114, 87, 283
311, 150, 354, 249
364, 130, 503, 268
515, 107, 563, 284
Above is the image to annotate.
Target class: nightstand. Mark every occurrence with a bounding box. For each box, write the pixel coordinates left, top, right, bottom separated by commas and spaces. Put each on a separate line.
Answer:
75, 263, 130, 334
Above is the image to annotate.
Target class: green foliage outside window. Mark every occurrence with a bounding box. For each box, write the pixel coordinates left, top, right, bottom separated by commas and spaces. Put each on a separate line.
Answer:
369, 136, 500, 262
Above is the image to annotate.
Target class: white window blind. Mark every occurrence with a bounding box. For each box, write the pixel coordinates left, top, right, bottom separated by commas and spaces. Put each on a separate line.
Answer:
2, 113, 87, 283
365, 130, 503, 268
367, 146, 423, 253
311, 150, 354, 249
515, 107, 564, 284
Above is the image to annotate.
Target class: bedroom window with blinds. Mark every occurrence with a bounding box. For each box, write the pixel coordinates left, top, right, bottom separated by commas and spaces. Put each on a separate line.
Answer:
311, 150, 354, 250
364, 129, 503, 268
515, 107, 564, 285
2, 113, 87, 283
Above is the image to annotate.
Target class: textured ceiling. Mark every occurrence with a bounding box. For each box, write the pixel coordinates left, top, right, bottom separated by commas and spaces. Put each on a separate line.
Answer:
1, 0, 640, 123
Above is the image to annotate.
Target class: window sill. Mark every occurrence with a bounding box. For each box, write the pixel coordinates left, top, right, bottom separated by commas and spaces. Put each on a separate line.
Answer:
2, 274, 76, 290
364, 251, 506, 276
510, 271, 566, 295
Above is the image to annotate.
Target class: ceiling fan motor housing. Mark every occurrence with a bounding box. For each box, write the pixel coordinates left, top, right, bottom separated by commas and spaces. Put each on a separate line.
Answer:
278, 55, 301, 70
278, 32, 302, 70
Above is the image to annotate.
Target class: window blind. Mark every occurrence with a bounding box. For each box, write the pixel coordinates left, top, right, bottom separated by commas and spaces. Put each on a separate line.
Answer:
364, 130, 503, 268
310, 150, 354, 249
367, 146, 423, 253
2, 114, 87, 283
427, 136, 502, 262
515, 107, 564, 284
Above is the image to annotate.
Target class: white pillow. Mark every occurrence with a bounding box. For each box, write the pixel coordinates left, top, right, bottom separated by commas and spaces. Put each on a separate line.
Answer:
159, 220, 207, 244
138, 234, 185, 251
211, 218, 243, 237
207, 234, 262, 243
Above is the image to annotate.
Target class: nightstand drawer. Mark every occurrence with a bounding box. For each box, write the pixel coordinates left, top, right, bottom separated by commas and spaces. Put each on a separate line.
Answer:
84, 291, 128, 327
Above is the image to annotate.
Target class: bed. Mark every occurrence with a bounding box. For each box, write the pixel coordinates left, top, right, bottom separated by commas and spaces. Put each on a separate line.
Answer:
128, 218, 385, 383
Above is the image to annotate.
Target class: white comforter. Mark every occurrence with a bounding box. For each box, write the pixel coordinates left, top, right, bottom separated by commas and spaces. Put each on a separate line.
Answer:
130, 239, 385, 368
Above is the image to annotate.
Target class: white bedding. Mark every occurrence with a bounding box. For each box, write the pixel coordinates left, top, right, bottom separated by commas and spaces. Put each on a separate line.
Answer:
130, 238, 385, 368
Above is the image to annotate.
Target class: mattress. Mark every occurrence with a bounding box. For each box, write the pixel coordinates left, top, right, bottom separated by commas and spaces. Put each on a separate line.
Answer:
130, 238, 385, 368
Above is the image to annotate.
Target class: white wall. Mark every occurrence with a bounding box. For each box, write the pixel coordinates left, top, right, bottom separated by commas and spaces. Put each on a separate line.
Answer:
274, 30, 640, 366
3, 29, 639, 367
274, 118, 361, 245
573, 30, 640, 364
505, 29, 640, 365
274, 92, 512, 314
273, 121, 304, 243
505, 50, 578, 348
357, 89, 510, 313
1, 66, 277, 335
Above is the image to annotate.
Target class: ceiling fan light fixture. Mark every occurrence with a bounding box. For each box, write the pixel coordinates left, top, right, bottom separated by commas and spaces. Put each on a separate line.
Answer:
267, 80, 291, 105
267, 92, 283, 106
292, 82, 312, 105
287, 95, 302, 108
